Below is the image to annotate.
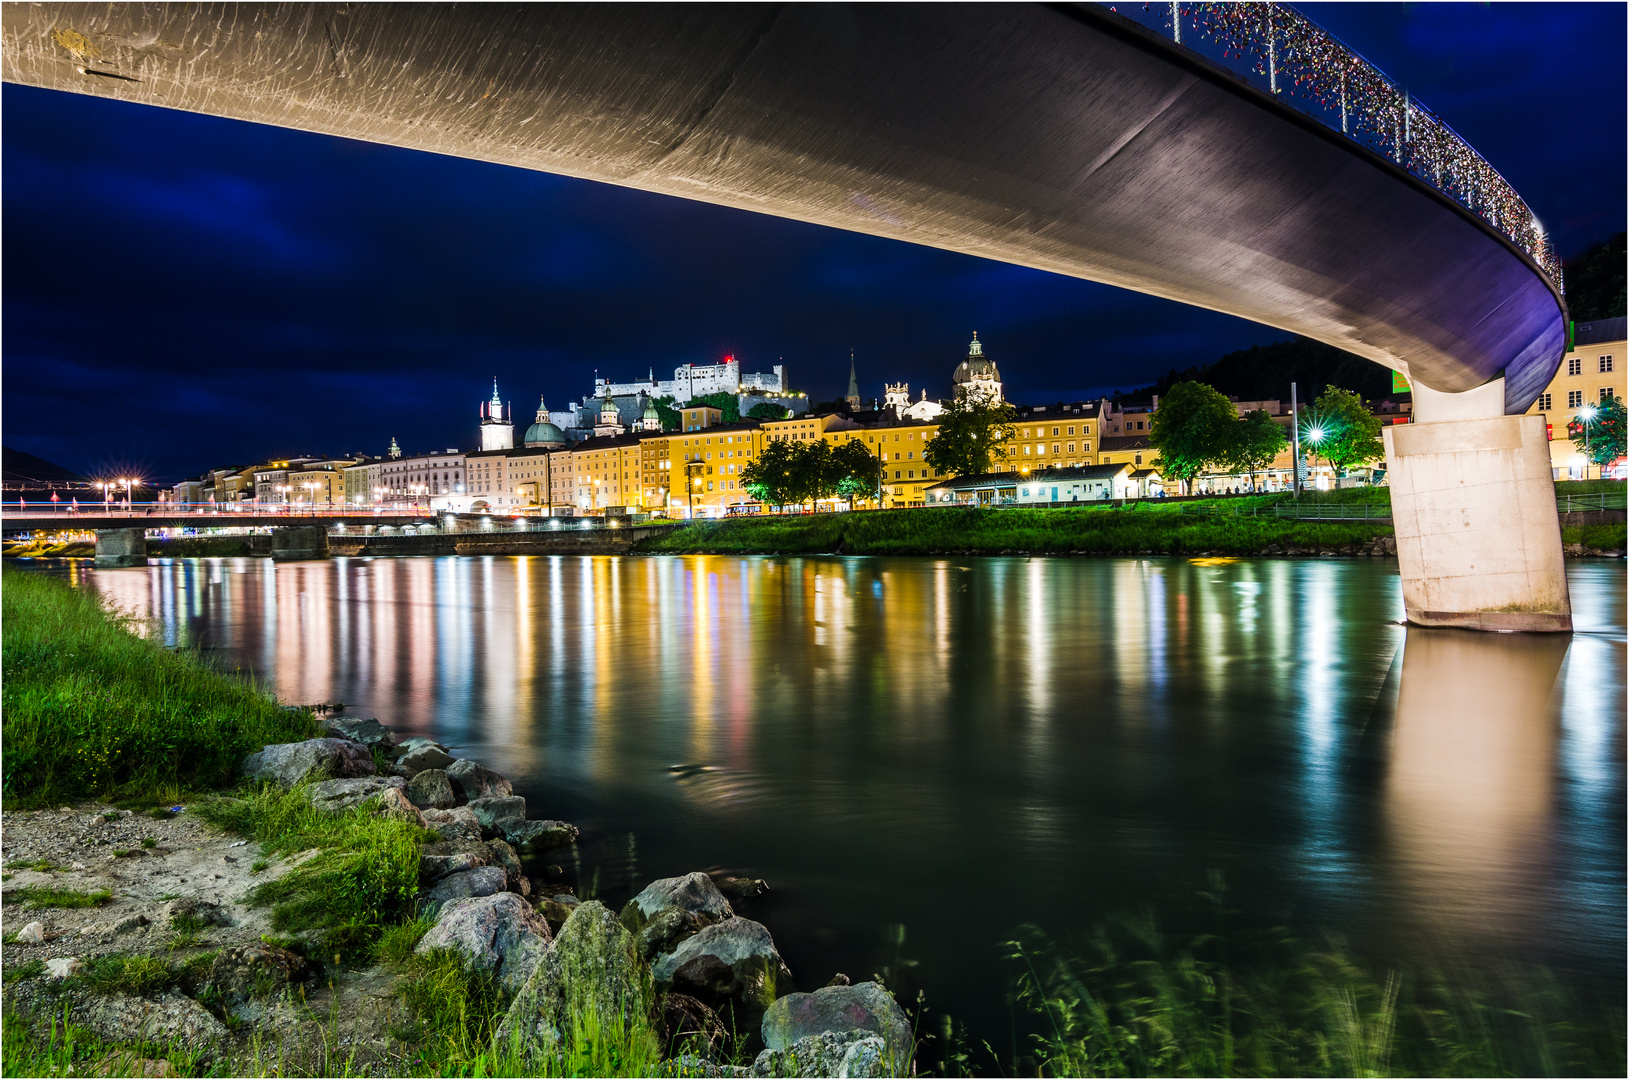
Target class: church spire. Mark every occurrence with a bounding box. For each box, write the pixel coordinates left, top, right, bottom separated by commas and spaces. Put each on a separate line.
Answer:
845, 349, 861, 410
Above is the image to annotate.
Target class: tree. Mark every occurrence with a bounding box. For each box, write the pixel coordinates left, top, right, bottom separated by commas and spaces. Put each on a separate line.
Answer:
1309, 385, 1384, 473
832, 439, 881, 508
1118, 336, 1394, 403
652, 395, 682, 432
1147, 381, 1237, 493
747, 402, 789, 421
1571, 395, 1627, 466
1226, 409, 1288, 490
684, 392, 740, 423
923, 396, 1016, 478
741, 439, 798, 507
1564, 231, 1626, 321
789, 440, 837, 509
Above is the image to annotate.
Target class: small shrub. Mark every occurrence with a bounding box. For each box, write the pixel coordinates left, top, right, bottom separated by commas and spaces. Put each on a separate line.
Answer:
169, 912, 210, 949
375, 916, 435, 966
6, 887, 111, 910
140, 837, 157, 849
76, 954, 175, 997
4, 960, 46, 983
250, 858, 270, 874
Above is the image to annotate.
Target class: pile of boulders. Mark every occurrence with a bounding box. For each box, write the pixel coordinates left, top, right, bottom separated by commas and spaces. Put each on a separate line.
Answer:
239, 717, 906, 1074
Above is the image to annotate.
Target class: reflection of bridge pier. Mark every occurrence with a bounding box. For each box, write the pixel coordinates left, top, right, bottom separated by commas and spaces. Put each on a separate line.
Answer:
93, 527, 148, 568
1387, 381, 1572, 632
1384, 626, 1570, 943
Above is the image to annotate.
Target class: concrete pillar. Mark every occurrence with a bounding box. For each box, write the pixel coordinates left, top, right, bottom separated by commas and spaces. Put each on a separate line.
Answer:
93, 528, 148, 568
269, 525, 331, 561
1384, 379, 1571, 631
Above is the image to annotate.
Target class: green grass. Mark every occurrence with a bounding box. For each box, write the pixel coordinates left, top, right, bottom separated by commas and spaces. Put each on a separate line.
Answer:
1001, 886, 1625, 1078
1555, 478, 1626, 496
2, 1008, 204, 1078
192, 783, 425, 959
1562, 523, 1627, 550
4, 887, 112, 910
4, 960, 46, 984
635, 506, 1389, 557
75, 954, 176, 997
374, 916, 436, 967
1, 567, 320, 807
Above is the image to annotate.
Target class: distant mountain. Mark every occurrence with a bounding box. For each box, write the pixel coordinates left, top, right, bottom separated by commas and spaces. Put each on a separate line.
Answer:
2, 447, 88, 487
1117, 336, 1398, 404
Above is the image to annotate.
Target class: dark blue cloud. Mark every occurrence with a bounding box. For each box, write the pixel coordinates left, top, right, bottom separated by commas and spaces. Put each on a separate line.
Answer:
3, 3, 1622, 481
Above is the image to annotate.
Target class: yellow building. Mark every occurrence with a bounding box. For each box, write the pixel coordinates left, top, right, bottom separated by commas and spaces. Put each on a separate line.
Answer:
1524, 317, 1625, 479
1006, 400, 1106, 472
665, 420, 763, 515
287, 460, 353, 507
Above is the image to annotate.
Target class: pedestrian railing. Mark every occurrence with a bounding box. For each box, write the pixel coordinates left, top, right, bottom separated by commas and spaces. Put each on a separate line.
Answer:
1557, 491, 1628, 513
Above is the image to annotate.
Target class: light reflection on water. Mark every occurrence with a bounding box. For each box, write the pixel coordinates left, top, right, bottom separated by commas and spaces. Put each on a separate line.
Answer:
72, 554, 1626, 1026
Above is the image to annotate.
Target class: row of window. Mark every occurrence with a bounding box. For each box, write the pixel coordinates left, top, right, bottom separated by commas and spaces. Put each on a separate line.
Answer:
1022, 425, 1090, 437
1566, 355, 1615, 376
1543, 387, 1618, 410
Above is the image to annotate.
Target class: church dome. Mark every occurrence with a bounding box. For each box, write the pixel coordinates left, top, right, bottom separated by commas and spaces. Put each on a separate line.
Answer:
523, 395, 568, 448
524, 420, 567, 448
952, 331, 1001, 385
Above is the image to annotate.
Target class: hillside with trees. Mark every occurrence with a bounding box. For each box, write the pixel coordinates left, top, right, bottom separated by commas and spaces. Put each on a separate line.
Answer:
1119, 337, 1395, 404
1564, 232, 1626, 321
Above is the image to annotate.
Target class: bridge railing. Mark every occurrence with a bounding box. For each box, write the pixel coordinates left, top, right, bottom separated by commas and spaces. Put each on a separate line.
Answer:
1557, 490, 1628, 514
1095, 1, 1562, 287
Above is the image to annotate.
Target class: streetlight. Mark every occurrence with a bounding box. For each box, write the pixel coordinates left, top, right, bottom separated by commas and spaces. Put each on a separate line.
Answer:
1302, 423, 1329, 491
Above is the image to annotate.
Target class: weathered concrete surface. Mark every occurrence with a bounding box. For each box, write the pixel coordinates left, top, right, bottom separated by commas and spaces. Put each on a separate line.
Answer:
1385, 393, 1571, 632
93, 528, 148, 568
327, 524, 673, 557
0, 4, 1562, 408
269, 525, 330, 561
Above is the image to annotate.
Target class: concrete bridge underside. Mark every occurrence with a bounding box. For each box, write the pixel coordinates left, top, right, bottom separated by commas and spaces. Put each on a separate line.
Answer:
1, 3, 1572, 628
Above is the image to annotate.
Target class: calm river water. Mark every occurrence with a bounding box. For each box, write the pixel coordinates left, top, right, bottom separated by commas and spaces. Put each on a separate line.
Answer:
59, 555, 1628, 1043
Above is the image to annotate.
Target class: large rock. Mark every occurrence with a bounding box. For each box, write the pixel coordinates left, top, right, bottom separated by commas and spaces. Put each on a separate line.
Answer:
633, 907, 709, 961
623, 872, 733, 931
485, 838, 530, 897
306, 775, 406, 813
446, 758, 513, 799
393, 738, 456, 772
420, 850, 489, 884
406, 769, 458, 810
415, 892, 550, 992
320, 716, 398, 749
761, 983, 911, 1074
466, 795, 526, 837
751, 1031, 892, 1078
373, 787, 428, 827
241, 739, 375, 786
652, 917, 792, 1009
425, 866, 507, 905
495, 901, 657, 1059
506, 819, 578, 850
207, 943, 313, 1001
422, 806, 483, 842
11, 985, 231, 1053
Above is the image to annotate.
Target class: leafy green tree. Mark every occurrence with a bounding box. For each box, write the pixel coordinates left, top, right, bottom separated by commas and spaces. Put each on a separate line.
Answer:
1309, 386, 1384, 473
1571, 395, 1627, 466
652, 395, 682, 432
832, 439, 881, 508
790, 440, 837, 509
741, 439, 797, 507
923, 397, 1016, 478
747, 402, 789, 421
1226, 409, 1288, 490
1564, 231, 1626, 321
684, 393, 741, 423
1147, 381, 1237, 494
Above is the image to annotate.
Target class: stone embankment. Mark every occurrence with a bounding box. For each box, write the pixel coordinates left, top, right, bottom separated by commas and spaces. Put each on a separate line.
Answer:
1, 716, 912, 1076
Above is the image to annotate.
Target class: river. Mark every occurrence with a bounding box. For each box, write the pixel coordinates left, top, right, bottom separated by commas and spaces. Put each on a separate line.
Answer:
56, 554, 1628, 1052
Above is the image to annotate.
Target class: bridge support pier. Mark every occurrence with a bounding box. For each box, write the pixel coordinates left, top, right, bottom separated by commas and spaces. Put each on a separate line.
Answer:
269, 525, 331, 561
1384, 380, 1571, 632
93, 528, 149, 569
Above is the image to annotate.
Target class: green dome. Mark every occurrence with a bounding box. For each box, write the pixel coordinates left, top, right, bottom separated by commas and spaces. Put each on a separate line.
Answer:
524, 420, 567, 448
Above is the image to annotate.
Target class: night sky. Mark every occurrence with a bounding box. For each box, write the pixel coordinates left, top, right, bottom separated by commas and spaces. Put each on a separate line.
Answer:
3, 3, 1623, 482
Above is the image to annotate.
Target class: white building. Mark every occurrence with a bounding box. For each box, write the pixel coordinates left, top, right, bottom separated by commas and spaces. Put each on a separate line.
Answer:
479, 380, 514, 451
375, 449, 467, 509
952, 332, 1003, 404
592, 355, 784, 403
883, 381, 946, 422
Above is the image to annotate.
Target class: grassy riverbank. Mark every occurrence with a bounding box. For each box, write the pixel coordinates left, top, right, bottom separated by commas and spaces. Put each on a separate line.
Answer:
0, 567, 317, 807
994, 894, 1624, 1078
634, 504, 1390, 557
